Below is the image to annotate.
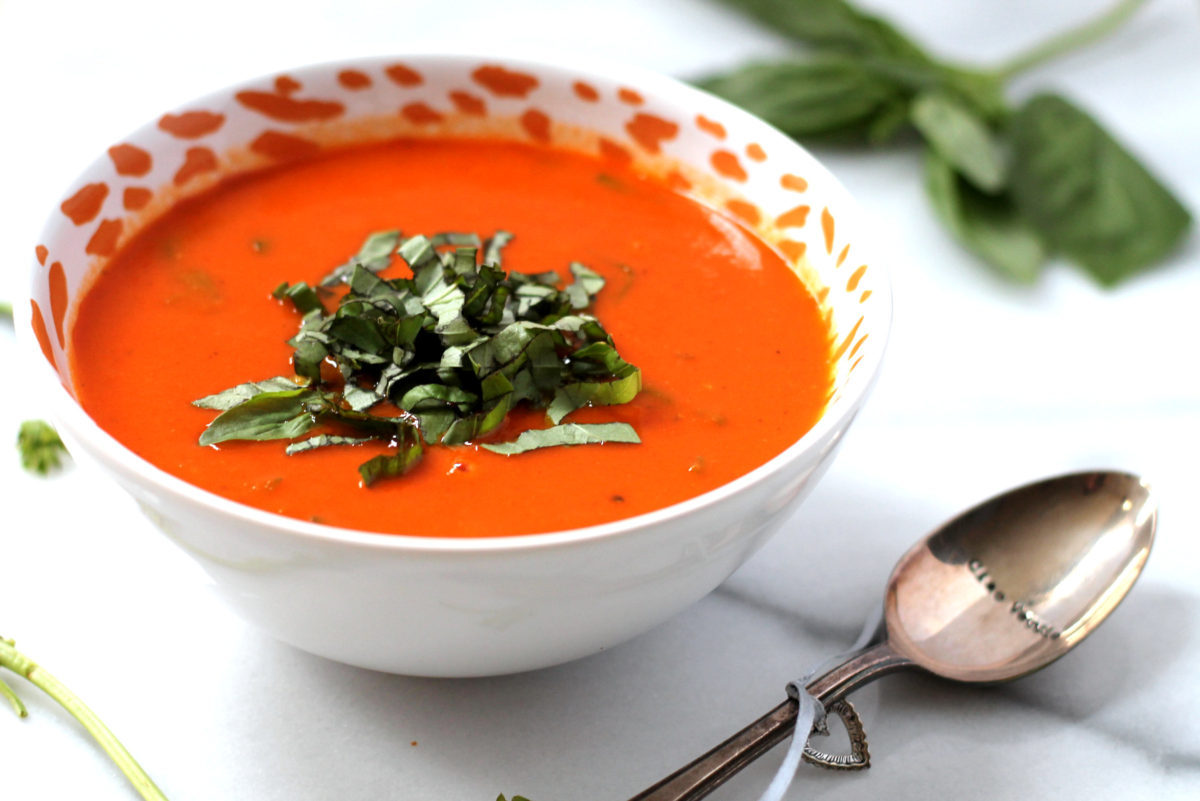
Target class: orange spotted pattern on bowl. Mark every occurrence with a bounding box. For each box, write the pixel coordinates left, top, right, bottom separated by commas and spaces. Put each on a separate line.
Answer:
29, 55, 884, 411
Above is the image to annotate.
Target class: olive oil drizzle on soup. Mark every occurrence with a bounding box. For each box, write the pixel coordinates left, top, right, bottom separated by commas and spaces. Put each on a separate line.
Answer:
71, 139, 832, 537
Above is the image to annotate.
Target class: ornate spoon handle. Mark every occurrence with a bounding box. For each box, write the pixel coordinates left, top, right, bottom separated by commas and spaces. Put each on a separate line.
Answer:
625, 642, 912, 801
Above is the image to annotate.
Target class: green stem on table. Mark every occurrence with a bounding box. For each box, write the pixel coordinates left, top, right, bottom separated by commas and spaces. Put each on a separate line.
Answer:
994, 0, 1149, 81
0, 637, 170, 801
1, 674, 28, 716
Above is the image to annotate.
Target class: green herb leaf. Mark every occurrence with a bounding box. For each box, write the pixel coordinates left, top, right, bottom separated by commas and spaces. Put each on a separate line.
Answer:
273, 282, 325, 315
566, 262, 606, 309
198, 389, 324, 446
342, 382, 381, 412
358, 429, 424, 486
696, 58, 906, 140
864, 96, 912, 145
17, 420, 68, 475
712, 0, 1009, 121
924, 149, 1046, 283
320, 229, 401, 287
328, 315, 388, 354
290, 336, 330, 383
431, 232, 482, 248
481, 422, 640, 456
192, 376, 304, 411
548, 371, 641, 424
284, 434, 374, 455
911, 91, 1006, 193
0, 300, 12, 321
717, 0, 933, 64
483, 230, 514, 266
1009, 93, 1192, 284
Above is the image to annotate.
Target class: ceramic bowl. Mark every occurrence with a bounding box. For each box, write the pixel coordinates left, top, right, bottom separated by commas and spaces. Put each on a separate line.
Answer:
18, 54, 890, 676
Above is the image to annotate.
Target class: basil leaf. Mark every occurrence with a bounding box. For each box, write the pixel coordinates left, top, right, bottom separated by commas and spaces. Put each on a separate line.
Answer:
1009, 93, 1192, 284
328, 315, 388, 354
696, 58, 906, 140
192, 376, 304, 411
911, 91, 1005, 193
358, 430, 424, 487
291, 337, 329, 383
482, 230, 513, 266
324, 406, 420, 440
413, 410, 455, 443
399, 234, 440, 273
430, 232, 482, 248
285, 434, 374, 455
525, 331, 562, 395
274, 282, 324, 315
342, 383, 381, 412
568, 262, 605, 294
400, 384, 478, 414
865, 96, 912, 145
449, 246, 478, 277
198, 389, 324, 446
548, 370, 642, 424
511, 270, 560, 287
481, 423, 640, 456
939, 67, 1008, 124
441, 394, 512, 445
924, 149, 1045, 283
717, 0, 933, 64
320, 230, 400, 287
566, 262, 605, 309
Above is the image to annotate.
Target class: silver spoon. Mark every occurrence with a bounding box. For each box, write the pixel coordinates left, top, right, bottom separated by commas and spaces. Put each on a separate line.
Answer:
629, 471, 1157, 801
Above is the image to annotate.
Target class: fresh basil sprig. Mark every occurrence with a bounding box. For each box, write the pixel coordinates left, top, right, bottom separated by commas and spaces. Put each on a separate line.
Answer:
194, 231, 641, 486
699, 0, 1191, 285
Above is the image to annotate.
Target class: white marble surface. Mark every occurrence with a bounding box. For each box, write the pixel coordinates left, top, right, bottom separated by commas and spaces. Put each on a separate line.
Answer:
2, 0, 1198, 798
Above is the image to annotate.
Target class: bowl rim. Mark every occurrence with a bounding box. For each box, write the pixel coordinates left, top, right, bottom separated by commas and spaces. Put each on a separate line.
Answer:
22, 51, 893, 555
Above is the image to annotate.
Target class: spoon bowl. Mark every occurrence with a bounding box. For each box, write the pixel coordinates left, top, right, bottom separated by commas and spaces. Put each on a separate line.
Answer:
630, 471, 1157, 801
888, 470, 1156, 683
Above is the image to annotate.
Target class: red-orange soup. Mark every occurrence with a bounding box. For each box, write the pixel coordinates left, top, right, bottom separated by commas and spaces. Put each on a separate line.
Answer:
71, 138, 832, 537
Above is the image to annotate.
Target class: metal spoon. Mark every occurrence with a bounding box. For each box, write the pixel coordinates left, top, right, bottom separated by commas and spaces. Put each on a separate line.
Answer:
629, 471, 1156, 801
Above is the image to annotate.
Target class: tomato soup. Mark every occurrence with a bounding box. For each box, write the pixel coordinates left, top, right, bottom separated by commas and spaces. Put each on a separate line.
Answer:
71, 138, 832, 536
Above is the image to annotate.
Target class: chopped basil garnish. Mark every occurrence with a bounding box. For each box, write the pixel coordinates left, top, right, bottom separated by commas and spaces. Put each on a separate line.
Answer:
319, 229, 401, 287
194, 230, 641, 486
284, 434, 375, 455
192, 376, 306, 411
480, 422, 640, 456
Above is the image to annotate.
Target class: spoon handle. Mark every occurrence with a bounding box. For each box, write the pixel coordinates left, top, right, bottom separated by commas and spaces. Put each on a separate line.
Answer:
625, 641, 911, 801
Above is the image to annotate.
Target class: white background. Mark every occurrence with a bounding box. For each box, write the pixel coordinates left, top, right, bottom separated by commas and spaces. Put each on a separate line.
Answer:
1, 1, 1197, 799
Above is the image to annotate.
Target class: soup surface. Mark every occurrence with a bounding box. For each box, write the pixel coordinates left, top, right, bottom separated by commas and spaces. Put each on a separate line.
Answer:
72, 138, 832, 536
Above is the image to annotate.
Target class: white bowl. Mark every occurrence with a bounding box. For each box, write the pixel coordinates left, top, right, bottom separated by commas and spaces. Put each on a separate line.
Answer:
19, 54, 890, 676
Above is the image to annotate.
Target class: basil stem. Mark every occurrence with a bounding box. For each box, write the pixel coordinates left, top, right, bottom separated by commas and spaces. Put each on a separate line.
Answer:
993, 0, 1149, 81
1, 637, 169, 801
